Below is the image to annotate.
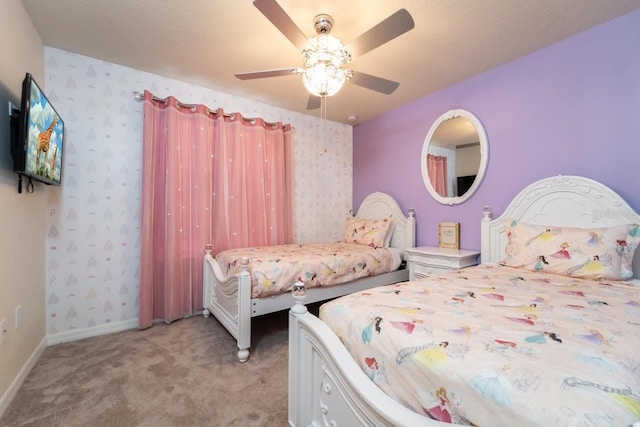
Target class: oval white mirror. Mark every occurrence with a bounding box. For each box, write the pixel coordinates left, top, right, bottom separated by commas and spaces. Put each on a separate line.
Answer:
421, 109, 488, 205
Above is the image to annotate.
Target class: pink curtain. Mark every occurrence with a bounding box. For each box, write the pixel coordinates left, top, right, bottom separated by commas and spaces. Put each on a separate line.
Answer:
427, 154, 448, 197
139, 90, 293, 328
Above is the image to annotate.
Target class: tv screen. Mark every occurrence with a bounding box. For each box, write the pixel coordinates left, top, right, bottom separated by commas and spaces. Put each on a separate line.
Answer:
457, 175, 476, 197
13, 73, 64, 186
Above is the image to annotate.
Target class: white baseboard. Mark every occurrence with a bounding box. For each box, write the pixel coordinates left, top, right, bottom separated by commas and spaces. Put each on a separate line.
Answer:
47, 318, 139, 346
0, 336, 47, 420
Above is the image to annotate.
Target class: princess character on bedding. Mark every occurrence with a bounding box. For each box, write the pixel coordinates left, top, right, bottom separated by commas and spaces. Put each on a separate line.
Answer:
288, 175, 640, 427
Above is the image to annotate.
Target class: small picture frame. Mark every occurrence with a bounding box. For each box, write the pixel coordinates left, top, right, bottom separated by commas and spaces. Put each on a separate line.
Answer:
439, 222, 460, 249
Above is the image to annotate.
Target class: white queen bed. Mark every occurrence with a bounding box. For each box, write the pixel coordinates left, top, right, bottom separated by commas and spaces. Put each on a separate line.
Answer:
288, 175, 640, 426
203, 192, 416, 362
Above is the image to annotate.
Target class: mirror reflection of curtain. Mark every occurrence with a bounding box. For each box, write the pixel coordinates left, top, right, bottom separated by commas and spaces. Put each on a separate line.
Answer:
427, 153, 448, 197
139, 90, 293, 328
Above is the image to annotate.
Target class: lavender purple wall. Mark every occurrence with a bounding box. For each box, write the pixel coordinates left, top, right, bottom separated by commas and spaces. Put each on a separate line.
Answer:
354, 10, 640, 252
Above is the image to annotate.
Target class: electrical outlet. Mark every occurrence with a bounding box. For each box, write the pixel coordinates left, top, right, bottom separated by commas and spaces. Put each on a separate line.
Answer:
15, 305, 22, 330
0, 319, 6, 345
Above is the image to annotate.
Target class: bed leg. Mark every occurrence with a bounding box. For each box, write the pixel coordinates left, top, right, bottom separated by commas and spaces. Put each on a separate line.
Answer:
237, 258, 252, 363
203, 244, 213, 319
238, 349, 250, 363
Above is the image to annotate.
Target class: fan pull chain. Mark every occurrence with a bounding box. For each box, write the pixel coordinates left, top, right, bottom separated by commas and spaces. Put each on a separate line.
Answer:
320, 96, 328, 156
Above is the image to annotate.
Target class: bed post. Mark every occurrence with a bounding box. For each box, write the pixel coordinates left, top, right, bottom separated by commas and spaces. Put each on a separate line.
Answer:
203, 244, 213, 317
480, 206, 492, 264
237, 257, 252, 362
289, 280, 309, 426
407, 208, 416, 249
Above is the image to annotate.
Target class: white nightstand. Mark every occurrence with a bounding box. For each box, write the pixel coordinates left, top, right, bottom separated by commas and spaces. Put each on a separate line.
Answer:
405, 246, 480, 280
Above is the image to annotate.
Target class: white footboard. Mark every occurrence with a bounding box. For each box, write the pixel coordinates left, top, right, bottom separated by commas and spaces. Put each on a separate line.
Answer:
288, 297, 451, 427
203, 246, 252, 362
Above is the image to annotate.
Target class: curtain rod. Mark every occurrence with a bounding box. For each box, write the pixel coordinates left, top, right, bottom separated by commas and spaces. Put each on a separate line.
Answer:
133, 91, 282, 127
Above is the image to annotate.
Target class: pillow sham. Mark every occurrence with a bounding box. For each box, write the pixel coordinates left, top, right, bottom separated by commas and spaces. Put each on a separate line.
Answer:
503, 220, 640, 280
344, 217, 392, 249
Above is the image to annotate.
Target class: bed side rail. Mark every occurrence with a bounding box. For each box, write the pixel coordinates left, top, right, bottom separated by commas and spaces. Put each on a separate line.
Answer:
288, 284, 450, 427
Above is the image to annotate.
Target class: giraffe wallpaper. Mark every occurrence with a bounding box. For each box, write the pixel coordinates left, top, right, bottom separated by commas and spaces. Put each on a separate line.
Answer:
43, 47, 353, 342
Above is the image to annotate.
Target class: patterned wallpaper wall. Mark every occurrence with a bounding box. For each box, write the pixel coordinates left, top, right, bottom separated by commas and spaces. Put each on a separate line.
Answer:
44, 47, 352, 341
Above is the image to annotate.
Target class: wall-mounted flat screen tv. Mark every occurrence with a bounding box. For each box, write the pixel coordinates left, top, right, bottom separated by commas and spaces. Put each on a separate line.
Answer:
12, 72, 65, 186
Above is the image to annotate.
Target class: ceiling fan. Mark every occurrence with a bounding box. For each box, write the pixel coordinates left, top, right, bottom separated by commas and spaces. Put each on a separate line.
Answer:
235, 0, 415, 110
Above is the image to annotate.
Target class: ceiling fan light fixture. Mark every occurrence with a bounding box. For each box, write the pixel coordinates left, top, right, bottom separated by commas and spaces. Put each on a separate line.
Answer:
299, 34, 352, 97
301, 63, 351, 97
238, 2, 414, 111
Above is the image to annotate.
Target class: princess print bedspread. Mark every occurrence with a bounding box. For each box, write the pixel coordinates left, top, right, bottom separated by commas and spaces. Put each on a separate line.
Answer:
320, 264, 640, 426
216, 242, 401, 298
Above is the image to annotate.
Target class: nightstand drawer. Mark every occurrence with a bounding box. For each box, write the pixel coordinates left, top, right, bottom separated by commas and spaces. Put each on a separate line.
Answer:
406, 246, 480, 281
411, 262, 451, 280
420, 257, 461, 269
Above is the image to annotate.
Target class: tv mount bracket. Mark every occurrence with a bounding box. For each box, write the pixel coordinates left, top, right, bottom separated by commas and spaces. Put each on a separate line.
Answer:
8, 102, 34, 194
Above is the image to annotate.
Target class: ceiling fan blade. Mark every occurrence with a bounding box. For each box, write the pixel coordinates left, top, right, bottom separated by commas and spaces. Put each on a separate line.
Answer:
235, 68, 298, 80
253, 0, 308, 51
345, 9, 415, 58
306, 95, 321, 110
349, 71, 400, 95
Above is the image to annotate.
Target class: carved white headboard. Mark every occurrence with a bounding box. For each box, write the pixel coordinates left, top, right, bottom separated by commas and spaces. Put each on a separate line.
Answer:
481, 175, 640, 279
356, 192, 416, 258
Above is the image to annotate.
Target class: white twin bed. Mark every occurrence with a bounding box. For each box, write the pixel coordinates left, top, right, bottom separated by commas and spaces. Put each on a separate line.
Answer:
288, 175, 640, 426
203, 191, 416, 362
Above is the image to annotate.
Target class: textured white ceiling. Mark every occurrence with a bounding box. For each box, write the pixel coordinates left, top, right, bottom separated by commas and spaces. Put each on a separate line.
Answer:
21, 0, 640, 124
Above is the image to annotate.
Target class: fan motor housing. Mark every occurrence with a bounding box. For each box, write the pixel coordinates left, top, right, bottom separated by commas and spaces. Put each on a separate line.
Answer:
313, 14, 334, 34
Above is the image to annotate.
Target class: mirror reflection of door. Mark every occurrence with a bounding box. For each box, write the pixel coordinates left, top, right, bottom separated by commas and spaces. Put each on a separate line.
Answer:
427, 116, 480, 198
